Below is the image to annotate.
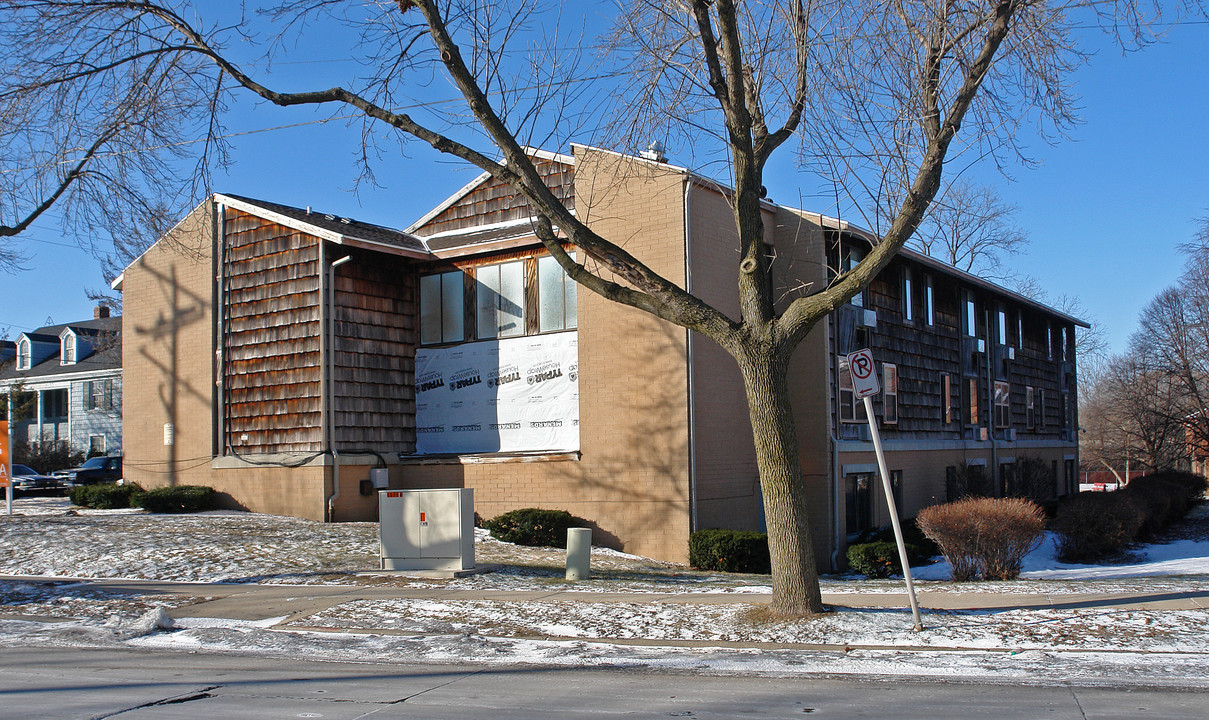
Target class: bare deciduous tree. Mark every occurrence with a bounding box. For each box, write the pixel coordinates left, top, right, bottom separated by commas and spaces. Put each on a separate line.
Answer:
912, 181, 1028, 279
0, 0, 1173, 616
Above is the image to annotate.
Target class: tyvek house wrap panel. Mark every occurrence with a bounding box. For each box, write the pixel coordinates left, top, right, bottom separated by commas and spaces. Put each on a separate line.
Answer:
414, 332, 579, 454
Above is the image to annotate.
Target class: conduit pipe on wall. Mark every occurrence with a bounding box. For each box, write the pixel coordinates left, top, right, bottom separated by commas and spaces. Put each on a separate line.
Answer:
325, 253, 352, 522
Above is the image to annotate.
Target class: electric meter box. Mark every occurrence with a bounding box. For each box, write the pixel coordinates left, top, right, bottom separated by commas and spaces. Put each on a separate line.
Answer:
379, 488, 475, 571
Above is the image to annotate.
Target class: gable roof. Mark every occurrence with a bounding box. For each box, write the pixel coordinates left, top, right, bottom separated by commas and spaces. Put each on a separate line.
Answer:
0, 316, 121, 381
406, 149, 575, 242
217, 194, 431, 259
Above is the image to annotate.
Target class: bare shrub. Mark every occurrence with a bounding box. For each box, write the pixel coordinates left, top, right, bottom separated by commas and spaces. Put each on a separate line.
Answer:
917, 497, 1046, 581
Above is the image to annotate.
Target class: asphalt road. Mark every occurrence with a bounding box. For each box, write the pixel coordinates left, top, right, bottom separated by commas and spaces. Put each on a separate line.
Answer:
2, 646, 1207, 719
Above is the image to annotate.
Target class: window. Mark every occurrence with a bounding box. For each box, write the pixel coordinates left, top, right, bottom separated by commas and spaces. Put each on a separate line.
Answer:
942, 373, 953, 424
88, 380, 113, 411
62, 333, 76, 365
997, 306, 1007, 346
1060, 326, 1069, 363
420, 270, 465, 344
537, 254, 578, 332
838, 358, 855, 422
1026, 386, 1035, 430
1016, 312, 1024, 349
845, 473, 874, 536
964, 292, 977, 337
994, 381, 1010, 428
890, 469, 904, 518
925, 276, 934, 326
16, 338, 30, 370
1047, 324, 1054, 360
476, 260, 525, 339
902, 268, 913, 322
1037, 388, 1046, 430
89, 435, 105, 455
968, 378, 979, 426
41, 389, 68, 419
883, 363, 898, 424
842, 244, 865, 308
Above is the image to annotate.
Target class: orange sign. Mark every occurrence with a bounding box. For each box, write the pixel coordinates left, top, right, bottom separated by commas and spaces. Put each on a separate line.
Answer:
0, 420, 9, 489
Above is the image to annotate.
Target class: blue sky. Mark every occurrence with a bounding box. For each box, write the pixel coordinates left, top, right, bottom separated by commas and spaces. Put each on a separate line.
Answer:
2, 14, 1206, 360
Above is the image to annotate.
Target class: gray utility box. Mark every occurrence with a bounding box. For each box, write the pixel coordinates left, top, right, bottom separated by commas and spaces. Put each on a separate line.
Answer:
379, 488, 475, 571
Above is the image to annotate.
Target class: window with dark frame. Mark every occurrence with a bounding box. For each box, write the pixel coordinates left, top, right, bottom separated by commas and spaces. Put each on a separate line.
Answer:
902, 268, 913, 322
883, 363, 898, 424
968, 378, 979, 426
925, 275, 935, 326
994, 381, 1010, 428
843, 244, 866, 308
942, 373, 953, 424
845, 472, 874, 536
1026, 386, 1035, 430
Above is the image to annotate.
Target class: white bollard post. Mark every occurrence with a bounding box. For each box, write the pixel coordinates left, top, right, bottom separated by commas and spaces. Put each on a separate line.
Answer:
565, 527, 592, 580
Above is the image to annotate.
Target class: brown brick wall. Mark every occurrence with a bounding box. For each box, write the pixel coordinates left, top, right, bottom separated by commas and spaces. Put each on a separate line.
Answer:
122, 200, 222, 491
401, 149, 694, 562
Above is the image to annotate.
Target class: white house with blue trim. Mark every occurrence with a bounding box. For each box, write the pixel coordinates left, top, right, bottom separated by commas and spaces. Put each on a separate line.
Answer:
0, 307, 122, 458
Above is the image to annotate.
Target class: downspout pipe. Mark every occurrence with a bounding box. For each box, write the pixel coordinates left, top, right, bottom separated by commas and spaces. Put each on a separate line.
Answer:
683, 178, 697, 532
326, 254, 352, 522
986, 307, 998, 496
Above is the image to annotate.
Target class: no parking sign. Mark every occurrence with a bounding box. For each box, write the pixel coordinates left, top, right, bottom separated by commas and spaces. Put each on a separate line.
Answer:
846, 348, 880, 399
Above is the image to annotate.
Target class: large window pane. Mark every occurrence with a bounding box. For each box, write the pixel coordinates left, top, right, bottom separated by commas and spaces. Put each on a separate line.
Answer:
420, 271, 464, 345
441, 272, 464, 342
420, 274, 442, 345
538, 254, 577, 332
498, 261, 524, 336
476, 261, 524, 338
476, 266, 500, 339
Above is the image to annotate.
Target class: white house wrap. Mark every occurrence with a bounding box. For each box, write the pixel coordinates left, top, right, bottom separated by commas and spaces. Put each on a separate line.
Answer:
415, 332, 579, 454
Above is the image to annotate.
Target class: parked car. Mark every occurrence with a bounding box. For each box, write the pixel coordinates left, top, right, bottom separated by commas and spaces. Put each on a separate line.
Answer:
10, 464, 66, 496
54, 456, 122, 486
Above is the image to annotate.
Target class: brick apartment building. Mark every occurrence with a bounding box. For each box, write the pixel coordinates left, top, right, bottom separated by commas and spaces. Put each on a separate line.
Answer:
115, 146, 1083, 566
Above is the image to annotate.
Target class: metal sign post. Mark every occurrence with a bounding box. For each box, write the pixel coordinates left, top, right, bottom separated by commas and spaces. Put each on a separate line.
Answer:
846, 349, 923, 631
1, 420, 11, 515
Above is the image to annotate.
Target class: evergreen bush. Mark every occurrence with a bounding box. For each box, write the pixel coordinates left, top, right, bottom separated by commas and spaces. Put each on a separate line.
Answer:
69, 482, 141, 509
846, 540, 923, 579
688, 529, 771, 574
133, 485, 218, 514
482, 508, 590, 548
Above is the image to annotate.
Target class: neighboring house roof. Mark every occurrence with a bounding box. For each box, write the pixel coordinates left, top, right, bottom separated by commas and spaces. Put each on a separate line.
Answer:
0, 316, 121, 382
217, 193, 431, 258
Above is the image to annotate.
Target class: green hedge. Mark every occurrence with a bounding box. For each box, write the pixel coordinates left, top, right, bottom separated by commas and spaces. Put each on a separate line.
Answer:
69, 483, 141, 509
133, 485, 218, 514
846, 540, 925, 579
688, 529, 771, 574
482, 508, 590, 548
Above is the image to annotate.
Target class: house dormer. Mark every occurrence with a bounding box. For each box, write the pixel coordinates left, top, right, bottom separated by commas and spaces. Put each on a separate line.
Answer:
15, 332, 60, 371
61, 328, 77, 365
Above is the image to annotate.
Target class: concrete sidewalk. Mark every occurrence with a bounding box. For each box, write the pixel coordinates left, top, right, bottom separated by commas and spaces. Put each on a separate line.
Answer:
4, 574, 1207, 626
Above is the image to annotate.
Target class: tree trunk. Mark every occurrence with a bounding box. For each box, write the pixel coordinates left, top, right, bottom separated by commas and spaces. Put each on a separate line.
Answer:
737, 347, 825, 617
